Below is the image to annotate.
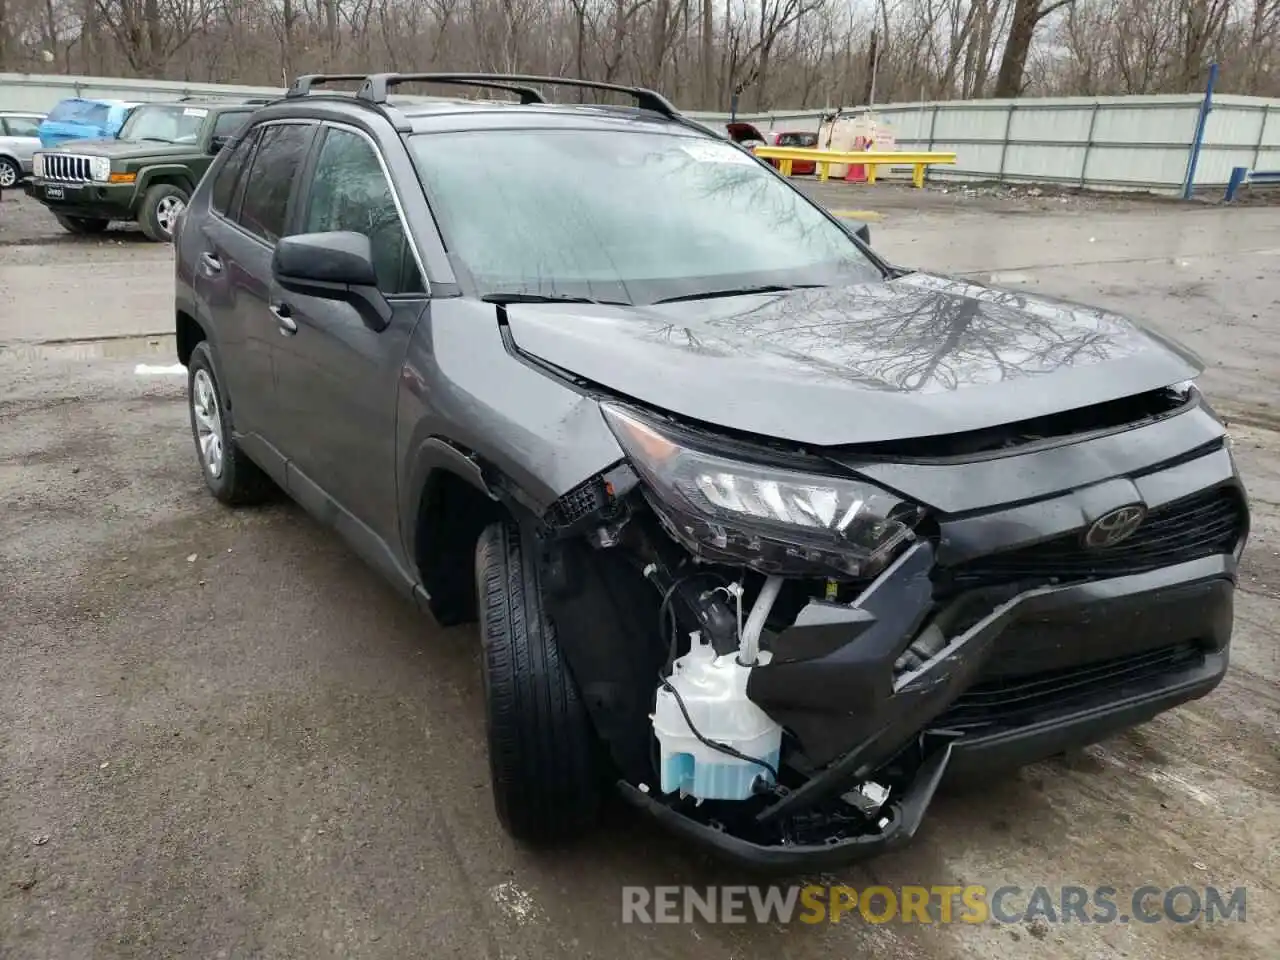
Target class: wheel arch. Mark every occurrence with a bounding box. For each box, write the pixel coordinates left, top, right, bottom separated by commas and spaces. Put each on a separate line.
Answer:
408, 439, 518, 626
137, 165, 196, 199
176, 308, 205, 366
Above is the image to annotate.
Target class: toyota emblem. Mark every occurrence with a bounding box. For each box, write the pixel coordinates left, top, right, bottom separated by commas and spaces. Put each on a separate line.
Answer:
1083, 504, 1147, 549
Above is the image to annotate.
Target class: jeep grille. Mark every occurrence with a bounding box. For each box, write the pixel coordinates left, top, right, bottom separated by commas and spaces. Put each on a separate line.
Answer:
43, 154, 94, 183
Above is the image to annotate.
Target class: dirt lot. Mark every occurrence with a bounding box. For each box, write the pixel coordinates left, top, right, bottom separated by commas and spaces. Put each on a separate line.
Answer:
1, 184, 1278, 960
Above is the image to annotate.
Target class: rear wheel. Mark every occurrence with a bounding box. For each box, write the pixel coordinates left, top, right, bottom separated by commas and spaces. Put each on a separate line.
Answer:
0, 157, 19, 189
55, 214, 110, 235
187, 341, 274, 506
139, 183, 189, 242
475, 520, 602, 844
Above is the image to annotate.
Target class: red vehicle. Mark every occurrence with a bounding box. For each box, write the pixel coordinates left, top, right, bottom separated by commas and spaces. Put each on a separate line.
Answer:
767, 130, 819, 175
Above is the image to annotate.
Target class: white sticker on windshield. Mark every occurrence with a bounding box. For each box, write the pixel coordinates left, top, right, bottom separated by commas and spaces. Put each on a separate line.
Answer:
182, 107, 209, 118
679, 139, 759, 165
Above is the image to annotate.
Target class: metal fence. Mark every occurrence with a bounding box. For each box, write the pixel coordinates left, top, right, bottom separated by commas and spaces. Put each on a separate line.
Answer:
4, 72, 1278, 194
725, 94, 1280, 193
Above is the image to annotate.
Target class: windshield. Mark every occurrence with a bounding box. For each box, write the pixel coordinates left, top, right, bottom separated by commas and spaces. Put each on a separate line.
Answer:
118, 104, 209, 143
407, 128, 881, 304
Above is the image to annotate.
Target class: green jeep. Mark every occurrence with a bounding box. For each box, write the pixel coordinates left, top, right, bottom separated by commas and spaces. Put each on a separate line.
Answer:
25, 99, 263, 242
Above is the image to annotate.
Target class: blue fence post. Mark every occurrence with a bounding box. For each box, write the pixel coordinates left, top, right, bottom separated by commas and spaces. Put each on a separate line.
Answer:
1182, 62, 1218, 200
1224, 166, 1248, 202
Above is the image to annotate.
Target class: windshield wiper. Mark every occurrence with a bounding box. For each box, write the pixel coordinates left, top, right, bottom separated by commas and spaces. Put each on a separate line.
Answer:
135, 137, 174, 144
481, 293, 629, 306
651, 283, 826, 304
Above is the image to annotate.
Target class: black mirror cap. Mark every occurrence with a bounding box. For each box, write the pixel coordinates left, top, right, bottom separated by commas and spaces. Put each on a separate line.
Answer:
210, 135, 230, 152
272, 231, 391, 331
273, 231, 380, 288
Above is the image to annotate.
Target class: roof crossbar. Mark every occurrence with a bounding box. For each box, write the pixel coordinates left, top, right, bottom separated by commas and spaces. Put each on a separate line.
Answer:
285, 74, 371, 98
353, 72, 681, 119
360, 73, 549, 106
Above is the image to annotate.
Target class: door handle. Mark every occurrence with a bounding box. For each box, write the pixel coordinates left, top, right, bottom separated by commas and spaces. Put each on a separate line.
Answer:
270, 302, 297, 334
199, 252, 222, 274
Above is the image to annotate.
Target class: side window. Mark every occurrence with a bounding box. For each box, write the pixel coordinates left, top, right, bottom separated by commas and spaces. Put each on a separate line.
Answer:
236, 123, 314, 244
5, 117, 41, 137
211, 111, 249, 142
210, 128, 258, 217
303, 127, 424, 295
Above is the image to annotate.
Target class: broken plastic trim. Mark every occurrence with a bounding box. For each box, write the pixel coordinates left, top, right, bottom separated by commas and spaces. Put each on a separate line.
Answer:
617, 741, 954, 872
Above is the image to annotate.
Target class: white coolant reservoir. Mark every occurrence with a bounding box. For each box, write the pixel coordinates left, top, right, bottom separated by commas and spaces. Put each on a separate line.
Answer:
652, 633, 783, 801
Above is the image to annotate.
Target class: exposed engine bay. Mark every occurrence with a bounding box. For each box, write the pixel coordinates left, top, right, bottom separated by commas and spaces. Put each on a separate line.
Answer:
521, 386, 1246, 866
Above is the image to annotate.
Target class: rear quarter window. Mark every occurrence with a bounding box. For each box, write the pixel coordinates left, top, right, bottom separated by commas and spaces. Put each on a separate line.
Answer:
47, 101, 108, 126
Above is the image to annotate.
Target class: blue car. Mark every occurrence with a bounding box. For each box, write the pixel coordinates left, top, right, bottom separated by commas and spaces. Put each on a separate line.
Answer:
37, 98, 138, 148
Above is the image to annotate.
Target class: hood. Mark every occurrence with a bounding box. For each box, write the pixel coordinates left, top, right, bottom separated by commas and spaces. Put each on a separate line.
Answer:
41, 138, 194, 160
502, 273, 1202, 447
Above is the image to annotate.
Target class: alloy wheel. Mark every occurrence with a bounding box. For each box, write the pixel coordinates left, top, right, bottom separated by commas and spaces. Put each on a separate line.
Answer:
191, 369, 224, 479
156, 195, 186, 237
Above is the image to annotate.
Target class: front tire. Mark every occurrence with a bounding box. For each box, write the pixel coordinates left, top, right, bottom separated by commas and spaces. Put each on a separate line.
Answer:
187, 341, 273, 506
55, 214, 110, 235
139, 183, 189, 242
475, 521, 602, 844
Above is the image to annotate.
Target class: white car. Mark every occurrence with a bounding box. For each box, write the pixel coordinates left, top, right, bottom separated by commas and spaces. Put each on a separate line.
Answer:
0, 111, 45, 189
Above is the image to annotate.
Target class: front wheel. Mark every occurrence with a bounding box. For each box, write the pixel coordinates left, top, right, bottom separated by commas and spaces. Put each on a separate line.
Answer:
55, 214, 110, 235
139, 183, 189, 242
475, 521, 602, 844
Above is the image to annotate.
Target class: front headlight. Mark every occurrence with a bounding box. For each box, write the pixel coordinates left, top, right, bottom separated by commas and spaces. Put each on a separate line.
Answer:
32, 154, 44, 178
601, 403, 921, 579
89, 156, 111, 182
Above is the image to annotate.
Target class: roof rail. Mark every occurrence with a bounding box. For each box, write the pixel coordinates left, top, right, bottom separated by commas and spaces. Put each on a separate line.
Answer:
354, 72, 681, 119
175, 94, 275, 104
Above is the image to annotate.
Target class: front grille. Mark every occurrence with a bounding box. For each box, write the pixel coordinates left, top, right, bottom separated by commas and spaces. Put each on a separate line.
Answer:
941, 486, 1245, 593
934, 641, 1205, 733
42, 154, 94, 183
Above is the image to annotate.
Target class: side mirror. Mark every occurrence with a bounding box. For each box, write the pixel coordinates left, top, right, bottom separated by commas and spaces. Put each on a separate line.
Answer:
839, 218, 871, 245
272, 231, 391, 331
209, 135, 230, 152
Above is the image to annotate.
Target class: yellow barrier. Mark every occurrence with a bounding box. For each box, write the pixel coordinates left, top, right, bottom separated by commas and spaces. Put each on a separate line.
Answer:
751, 146, 958, 188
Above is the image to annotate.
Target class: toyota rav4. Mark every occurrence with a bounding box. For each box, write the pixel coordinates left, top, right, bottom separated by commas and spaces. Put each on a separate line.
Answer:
173, 72, 1250, 870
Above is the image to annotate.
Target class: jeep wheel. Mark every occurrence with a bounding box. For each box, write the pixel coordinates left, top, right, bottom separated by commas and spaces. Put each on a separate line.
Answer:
139, 184, 189, 242
187, 341, 274, 506
55, 214, 110, 235
0, 158, 19, 189
475, 520, 602, 844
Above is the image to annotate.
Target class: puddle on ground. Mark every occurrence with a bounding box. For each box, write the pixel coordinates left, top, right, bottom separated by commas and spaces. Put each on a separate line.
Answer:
0, 334, 176, 362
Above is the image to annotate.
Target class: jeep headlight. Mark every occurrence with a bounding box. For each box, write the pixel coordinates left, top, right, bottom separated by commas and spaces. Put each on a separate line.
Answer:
32, 154, 44, 178
89, 156, 111, 182
601, 403, 922, 579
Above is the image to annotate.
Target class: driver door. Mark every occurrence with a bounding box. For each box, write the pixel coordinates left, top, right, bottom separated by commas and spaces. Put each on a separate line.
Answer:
268, 123, 429, 558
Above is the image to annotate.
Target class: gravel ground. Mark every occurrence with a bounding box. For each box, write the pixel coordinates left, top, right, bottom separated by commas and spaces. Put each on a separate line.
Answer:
1, 184, 1278, 959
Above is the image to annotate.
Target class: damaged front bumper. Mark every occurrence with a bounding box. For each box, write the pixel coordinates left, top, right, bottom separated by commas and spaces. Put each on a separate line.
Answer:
620, 545, 1236, 872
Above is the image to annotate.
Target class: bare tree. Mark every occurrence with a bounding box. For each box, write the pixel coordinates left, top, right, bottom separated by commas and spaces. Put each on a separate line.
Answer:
994, 0, 1075, 96
1, 0, 1276, 108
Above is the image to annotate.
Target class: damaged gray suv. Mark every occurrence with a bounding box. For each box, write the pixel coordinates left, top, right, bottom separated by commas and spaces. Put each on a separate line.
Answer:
175, 72, 1249, 869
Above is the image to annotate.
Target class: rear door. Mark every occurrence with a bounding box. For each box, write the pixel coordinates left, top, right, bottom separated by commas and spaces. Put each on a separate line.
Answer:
1, 115, 41, 171
193, 119, 317, 469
